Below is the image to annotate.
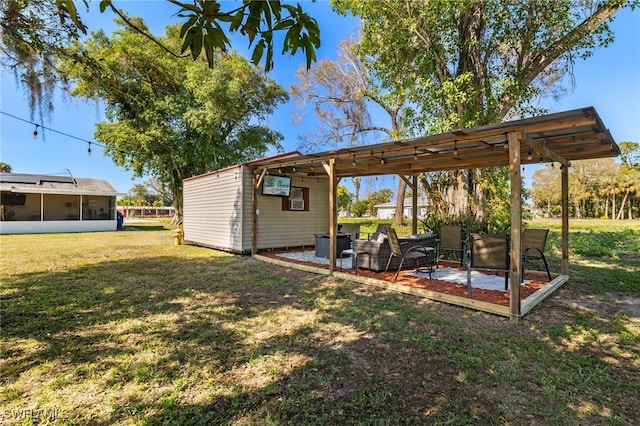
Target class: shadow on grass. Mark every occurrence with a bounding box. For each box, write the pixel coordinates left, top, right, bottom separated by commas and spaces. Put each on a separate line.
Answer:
2, 254, 638, 424
120, 225, 169, 231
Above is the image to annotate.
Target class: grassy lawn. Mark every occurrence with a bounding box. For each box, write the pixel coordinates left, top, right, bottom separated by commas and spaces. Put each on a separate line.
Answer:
1, 219, 639, 425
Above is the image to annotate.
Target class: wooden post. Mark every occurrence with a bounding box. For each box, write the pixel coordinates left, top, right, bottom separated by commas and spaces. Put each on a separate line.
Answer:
508, 131, 522, 321
561, 164, 570, 274
252, 175, 258, 256
329, 158, 338, 272
412, 175, 418, 235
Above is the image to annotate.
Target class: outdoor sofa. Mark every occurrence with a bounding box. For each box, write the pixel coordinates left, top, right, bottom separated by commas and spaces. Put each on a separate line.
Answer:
352, 231, 437, 271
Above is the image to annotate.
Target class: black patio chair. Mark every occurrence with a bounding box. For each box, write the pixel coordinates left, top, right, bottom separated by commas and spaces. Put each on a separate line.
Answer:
467, 233, 510, 298
384, 226, 436, 281
521, 228, 552, 282
437, 224, 465, 266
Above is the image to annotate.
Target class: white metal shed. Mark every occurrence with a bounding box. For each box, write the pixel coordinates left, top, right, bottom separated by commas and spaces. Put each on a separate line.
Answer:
183, 153, 331, 254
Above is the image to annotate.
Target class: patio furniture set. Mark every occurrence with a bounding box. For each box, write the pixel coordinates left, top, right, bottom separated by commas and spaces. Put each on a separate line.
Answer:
323, 224, 552, 297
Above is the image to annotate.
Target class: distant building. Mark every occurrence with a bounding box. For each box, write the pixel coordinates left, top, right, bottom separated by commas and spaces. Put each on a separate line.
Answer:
374, 197, 428, 220
1, 173, 121, 234
117, 206, 175, 218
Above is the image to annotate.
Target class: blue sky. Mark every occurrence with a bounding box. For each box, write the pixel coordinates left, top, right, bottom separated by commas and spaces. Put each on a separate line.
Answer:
1, 1, 638, 195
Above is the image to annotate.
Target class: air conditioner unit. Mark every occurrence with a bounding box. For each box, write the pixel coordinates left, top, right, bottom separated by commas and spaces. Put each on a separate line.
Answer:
290, 199, 304, 210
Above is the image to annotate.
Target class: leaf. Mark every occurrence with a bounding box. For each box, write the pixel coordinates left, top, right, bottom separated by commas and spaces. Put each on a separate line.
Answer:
273, 18, 295, 31
190, 28, 203, 60
203, 33, 214, 67
180, 29, 194, 54
265, 43, 274, 72
179, 16, 198, 39
230, 10, 244, 32
251, 39, 265, 66
202, 0, 220, 16
99, 0, 111, 13
56, 0, 88, 34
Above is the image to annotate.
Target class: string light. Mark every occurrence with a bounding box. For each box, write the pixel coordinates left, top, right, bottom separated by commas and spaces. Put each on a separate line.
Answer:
1, 111, 122, 155
527, 149, 532, 161
413, 147, 418, 160
352, 154, 356, 167
380, 152, 386, 165
453, 141, 458, 156
87, 142, 92, 156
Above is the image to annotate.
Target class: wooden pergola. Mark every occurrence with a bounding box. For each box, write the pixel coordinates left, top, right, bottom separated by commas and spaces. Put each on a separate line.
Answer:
250, 107, 619, 320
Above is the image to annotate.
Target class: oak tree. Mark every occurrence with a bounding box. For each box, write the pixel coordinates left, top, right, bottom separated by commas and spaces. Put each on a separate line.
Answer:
333, 0, 632, 219
61, 20, 288, 221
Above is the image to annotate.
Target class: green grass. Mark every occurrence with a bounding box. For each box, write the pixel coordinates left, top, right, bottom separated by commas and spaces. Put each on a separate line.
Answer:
1, 220, 639, 425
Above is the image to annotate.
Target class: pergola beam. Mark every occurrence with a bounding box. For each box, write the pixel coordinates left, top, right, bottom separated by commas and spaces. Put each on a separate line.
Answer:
523, 132, 569, 166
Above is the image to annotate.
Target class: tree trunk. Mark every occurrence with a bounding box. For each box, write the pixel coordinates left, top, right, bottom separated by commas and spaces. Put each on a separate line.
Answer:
353, 177, 361, 202
617, 189, 629, 220
446, 170, 470, 217
471, 168, 485, 220
394, 178, 407, 225
611, 189, 616, 220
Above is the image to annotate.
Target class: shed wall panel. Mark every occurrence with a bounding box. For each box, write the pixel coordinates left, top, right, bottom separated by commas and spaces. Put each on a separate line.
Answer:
183, 167, 244, 252
241, 168, 254, 251
256, 177, 330, 250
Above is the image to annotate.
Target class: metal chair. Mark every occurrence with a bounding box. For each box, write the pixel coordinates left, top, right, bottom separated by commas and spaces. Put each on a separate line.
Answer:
467, 233, 510, 298
384, 226, 436, 281
522, 228, 552, 281
339, 223, 361, 247
367, 223, 388, 240
438, 224, 465, 266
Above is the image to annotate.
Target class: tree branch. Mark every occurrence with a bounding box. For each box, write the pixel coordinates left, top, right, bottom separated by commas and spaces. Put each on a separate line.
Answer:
104, 2, 189, 60
496, 0, 627, 118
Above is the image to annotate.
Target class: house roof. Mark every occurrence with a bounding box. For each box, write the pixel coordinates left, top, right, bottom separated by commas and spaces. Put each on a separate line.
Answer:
246, 107, 618, 179
0, 173, 121, 196
375, 197, 428, 209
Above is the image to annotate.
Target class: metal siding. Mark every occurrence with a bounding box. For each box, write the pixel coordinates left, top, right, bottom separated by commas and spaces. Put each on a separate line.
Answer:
241, 167, 254, 251
183, 168, 244, 252
184, 167, 331, 253
256, 177, 330, 250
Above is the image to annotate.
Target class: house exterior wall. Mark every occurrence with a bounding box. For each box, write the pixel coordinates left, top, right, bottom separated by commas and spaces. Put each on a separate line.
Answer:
255, 176, 329, 250
183, 166, 245, 253
0, 220, 116, 234
376, 206, 395, 220
183, 167, 331, 254
1, 192, 117, 234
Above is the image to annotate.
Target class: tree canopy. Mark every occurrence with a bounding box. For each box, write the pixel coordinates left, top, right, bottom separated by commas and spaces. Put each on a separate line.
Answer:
1, 0, 319, 118
333, 0, 632, 220
531, 143, 640, 220
291, 38, 412, 224
61, 19, 289, 220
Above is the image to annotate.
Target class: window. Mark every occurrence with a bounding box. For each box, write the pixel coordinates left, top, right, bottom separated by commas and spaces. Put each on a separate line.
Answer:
282, 186, 309, 211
